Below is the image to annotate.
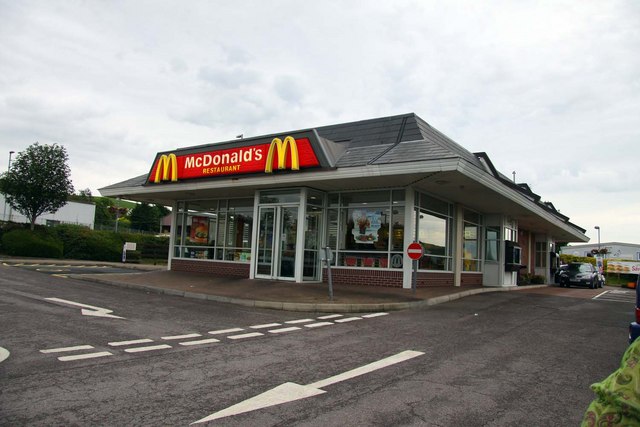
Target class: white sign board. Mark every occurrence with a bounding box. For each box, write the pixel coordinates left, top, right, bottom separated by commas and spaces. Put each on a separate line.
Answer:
124, 242, 137, 251
607, 261, 640, 275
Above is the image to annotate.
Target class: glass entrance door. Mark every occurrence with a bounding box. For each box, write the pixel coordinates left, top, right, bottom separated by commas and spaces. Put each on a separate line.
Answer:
256, 206, 298, 280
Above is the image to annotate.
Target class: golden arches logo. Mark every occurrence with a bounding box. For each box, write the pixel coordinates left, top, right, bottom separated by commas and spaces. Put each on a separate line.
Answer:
153, 153, 178, 183
264, 136, 299, 173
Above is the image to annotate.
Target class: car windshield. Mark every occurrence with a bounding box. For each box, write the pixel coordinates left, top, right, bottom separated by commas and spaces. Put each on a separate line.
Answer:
568, 263, 591, 273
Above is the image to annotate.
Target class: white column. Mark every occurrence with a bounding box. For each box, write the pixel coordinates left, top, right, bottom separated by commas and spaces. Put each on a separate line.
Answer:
402, 188, 416, 289
453, 204, 463, 287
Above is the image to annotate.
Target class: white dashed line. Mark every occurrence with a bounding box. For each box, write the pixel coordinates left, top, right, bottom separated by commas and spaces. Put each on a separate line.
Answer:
109, 339, 154, 347
250, 323, 281, 329
317, 314, 343, 320
334, 317, 362, 323
362, 313, 388, 318
58, 351, 113, 362
285, 319, 314, 324
124, 344, 172, 353
40, 345, 94, 354
208, 328, 244, 335
304, 322, 334, 328
179, 338, 220, 346
228, 332, 264, 340
268, 327, 301, 334
162, 333, 202, 340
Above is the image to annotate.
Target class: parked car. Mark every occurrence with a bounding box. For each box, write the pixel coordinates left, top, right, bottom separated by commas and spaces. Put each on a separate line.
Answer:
556, 262, 601, 289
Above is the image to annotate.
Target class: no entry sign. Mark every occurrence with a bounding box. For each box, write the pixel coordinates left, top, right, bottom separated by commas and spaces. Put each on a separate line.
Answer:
407, 242, 423, 260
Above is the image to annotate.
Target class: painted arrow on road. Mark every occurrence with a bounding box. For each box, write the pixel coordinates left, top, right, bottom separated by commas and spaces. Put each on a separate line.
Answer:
191, 349, 424, 424
45, 297, 125, 319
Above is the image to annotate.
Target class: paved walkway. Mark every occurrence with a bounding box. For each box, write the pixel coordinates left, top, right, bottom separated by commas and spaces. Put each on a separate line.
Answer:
3, 258, 548, 312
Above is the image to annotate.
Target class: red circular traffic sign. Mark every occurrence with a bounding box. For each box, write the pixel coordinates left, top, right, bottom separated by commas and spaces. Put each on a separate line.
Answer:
407, 242, 423, 260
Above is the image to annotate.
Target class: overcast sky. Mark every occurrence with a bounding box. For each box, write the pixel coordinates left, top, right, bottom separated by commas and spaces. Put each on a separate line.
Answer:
1, 1, 638, 245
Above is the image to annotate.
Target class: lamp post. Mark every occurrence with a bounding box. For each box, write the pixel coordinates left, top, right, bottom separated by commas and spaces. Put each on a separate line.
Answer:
594, 226, 601, 254
2, 151, 14, 222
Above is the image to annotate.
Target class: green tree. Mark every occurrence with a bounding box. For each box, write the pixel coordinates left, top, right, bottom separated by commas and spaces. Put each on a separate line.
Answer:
0, 143, 74, 230
130, 202, 166, 232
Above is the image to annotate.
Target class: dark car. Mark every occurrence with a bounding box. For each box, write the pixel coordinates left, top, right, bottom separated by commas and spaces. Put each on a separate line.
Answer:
557, 262, 601, 289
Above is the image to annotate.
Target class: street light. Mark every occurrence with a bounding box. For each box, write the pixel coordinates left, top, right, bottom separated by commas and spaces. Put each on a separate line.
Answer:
2, 151, 14, 222
594, 226, 601, 253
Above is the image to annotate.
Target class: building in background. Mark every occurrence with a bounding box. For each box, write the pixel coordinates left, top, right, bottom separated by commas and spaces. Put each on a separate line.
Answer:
1, 194, 96, 229
100, 113, 588, 288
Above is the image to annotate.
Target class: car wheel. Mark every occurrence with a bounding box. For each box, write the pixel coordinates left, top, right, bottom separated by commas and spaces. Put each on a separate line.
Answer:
590, 280, 595, 289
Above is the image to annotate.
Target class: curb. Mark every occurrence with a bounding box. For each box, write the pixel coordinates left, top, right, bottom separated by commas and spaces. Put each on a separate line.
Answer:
74, 274, 549, 313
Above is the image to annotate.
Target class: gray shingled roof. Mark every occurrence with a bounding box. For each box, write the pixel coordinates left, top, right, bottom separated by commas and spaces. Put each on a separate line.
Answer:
317, 113, 483, 168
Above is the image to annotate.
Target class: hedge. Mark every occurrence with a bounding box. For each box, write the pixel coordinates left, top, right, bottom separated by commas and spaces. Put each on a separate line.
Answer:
1, 228, 63, 258
0, 223, 168, 263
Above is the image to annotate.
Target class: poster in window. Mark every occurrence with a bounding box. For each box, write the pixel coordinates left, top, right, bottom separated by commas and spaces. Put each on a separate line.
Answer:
190, 216, 209, 243
351, 210, 381, 244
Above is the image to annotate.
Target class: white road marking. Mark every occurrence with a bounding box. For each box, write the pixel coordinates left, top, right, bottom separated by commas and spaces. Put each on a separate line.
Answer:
0, 347, 9, 363
124, 344, 172, 353
227, 332, 264, 340
58, 351, 113, 362
40, 345, 94, 354
191, 350, 424, 424
285, 319, 314, 324
268, 327, 301, 334
45, 297, 125, 319
334, 317, 362, 323
592, 290, 609, 299
208, 328, 244, 335
250, 323, 281, 329
317, 314, 343, 319
179, 338, 220, 346
162, 333, 202, 340
304, 322, 334, 328
108, 339, 154, 347
362, 313, 388, 318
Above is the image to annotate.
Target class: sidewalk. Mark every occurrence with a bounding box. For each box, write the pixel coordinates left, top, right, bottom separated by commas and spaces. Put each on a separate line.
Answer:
3, 258, 548, 312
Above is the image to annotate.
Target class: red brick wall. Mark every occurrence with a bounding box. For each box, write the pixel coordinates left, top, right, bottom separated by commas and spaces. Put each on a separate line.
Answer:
461, 273, 483, 286
322, 268, 458, 288
171, 259, 250, 278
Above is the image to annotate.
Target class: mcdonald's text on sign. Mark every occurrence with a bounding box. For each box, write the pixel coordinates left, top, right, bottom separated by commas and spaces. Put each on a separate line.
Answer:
148, 136, 320, 184
407, 242, 423, 260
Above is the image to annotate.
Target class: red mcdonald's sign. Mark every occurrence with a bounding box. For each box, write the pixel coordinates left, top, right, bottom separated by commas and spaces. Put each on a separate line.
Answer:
148, 136, 319, 184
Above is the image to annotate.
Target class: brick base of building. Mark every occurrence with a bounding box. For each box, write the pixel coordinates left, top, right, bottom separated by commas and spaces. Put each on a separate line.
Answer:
170, 260, 485, 287
321, 269, 482, 288
171, 259, 250, 278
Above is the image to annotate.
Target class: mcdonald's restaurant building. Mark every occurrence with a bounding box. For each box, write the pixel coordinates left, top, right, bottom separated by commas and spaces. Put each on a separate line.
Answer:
100, 113, 588, 289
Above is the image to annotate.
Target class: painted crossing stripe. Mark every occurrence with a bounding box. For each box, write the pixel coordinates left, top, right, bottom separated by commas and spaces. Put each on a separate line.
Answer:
109, 339, 154, 347
250, 323, 281, 329
334, 317, 362, 323
285, 319, 314, 324
40, 345, 94, 354
179, 338, 220, 346
317, 314, 343, 320
208, 328, 244, 335
162, 333, 202, 340
228, 332, 264, 340
268, 327, 301, 334
362, 313, 388, 318
124, 344, 172, 353
58, 351, 113, 362
304, 322, 334, 328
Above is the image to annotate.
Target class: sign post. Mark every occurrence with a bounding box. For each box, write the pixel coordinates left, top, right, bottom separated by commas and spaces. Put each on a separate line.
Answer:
407, 242, 423, 294
322, 247, 334, 301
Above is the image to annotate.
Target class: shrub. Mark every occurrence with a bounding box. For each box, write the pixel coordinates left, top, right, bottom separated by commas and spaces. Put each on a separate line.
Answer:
1, 228, 63, 258
52, 224, 123, 262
